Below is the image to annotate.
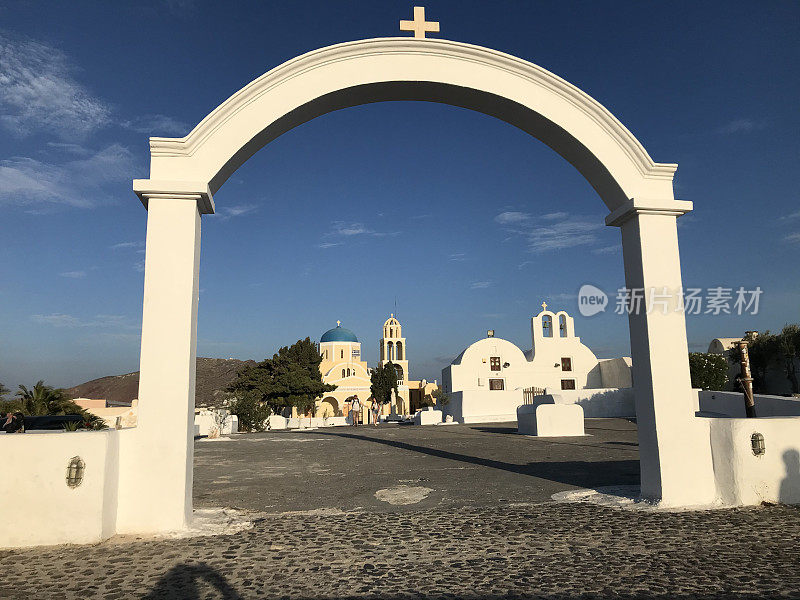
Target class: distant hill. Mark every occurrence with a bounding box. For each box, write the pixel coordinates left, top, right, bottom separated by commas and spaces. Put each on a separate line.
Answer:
67, 357, 257, 408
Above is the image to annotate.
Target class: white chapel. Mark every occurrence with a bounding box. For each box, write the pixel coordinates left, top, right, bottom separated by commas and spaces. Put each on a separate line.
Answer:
441, 304, 633, 423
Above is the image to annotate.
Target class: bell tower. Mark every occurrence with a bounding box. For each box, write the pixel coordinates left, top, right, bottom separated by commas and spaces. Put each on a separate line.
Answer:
379, 313, 409, 387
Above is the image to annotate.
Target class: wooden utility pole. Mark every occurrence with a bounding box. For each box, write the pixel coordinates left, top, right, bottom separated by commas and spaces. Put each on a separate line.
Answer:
738, 339, 757, 418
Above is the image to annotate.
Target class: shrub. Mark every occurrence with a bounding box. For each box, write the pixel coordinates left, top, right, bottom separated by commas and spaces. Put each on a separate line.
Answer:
688, 353, 728, 390
229, 393, 270, 432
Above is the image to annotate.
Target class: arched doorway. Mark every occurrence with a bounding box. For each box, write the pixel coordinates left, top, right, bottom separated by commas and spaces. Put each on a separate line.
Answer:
319, 397, 339, 418
124, 37, 712, 534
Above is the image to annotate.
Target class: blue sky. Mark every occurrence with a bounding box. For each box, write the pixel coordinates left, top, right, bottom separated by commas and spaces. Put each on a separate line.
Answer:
1, 1, 798, 389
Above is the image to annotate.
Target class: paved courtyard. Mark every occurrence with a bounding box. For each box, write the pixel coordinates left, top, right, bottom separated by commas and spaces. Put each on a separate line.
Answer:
2, 420, 800, 599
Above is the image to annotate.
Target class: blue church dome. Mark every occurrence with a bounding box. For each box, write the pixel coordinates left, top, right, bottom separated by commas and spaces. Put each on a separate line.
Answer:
320, 324, 359, 343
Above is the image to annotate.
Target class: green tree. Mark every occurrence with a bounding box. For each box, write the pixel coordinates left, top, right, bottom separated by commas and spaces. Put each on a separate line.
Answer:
729, 332, 779, 393
432, 387, 450, 407
228, 391, 271, 432
228, 338, 336, 427
688, 353, 728, 391
370, 362, 399, 409
777, 325, 800, 394
0, 381, 106, 429
729, 329, 799, 394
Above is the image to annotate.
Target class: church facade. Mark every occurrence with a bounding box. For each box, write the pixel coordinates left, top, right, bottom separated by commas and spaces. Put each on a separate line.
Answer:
441, 304, 633, 423
316, 315, 430, 421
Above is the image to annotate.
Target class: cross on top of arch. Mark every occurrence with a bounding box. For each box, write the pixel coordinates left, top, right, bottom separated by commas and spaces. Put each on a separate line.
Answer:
399, 6, 440, 39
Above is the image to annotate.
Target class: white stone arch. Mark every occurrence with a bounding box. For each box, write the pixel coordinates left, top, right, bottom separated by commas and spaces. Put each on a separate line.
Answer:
125, 37, 711, 535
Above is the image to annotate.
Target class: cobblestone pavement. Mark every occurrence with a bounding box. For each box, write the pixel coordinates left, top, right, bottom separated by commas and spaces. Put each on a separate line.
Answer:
2, 421, 800, 599
2, 502, 799, 599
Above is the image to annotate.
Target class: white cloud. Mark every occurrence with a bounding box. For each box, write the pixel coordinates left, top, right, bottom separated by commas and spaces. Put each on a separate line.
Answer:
784, 232, 800, 244
31, 313, 131, 328
0, 144, 134, 208
121, 114, 189, 137
0, 33, 110, 139
470, 281, 492, 289
448, 253, 467, 261
111, 241, 144, 250
526, 218, 602, 253
591, 244, 621, 255
716, 118, 766, 135
46, 142, 91, 156
134, 259, 145, 272
780, 210, 800, 221
318, 242, 342, 249
494, 211, 530, 225
59, 271, 86, 278
215, 204, 258, 220
31, 313, 81, 327
333, 222, 371, 236
495, 210, 603, 253
324, 220, 399, 240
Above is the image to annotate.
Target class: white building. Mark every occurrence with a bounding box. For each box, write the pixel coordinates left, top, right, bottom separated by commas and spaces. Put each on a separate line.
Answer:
441, 304, 632, 423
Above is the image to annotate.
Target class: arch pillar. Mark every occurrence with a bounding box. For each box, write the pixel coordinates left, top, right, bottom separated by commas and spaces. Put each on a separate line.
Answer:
116, 180, 213, 533
609, 198, 716, 505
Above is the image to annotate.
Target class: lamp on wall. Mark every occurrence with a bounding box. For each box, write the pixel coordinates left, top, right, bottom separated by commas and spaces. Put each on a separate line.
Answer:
503, 362, 510, 368
751, 432, 765, 456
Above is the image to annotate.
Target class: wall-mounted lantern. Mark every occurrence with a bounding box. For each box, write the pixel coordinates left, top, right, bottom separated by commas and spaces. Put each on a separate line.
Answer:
66, 456, 85, 488
751, 432, 765, 456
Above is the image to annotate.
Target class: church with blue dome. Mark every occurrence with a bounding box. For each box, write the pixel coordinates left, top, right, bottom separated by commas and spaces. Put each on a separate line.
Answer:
315, 316, 430, 421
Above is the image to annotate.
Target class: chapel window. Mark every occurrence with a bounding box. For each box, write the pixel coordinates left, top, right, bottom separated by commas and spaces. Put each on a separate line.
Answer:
559, 315, 567, 337
342, 369, 346, 378
560, 379, 576, 390
489, 357, 501, 371
341, 350, 344, 359
542, 315, 553, 337
561, 357, 572, 371
489, 378, 505, 391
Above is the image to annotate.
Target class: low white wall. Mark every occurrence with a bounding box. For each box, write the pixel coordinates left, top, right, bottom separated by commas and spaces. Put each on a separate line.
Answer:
706, 416, 800, 505
543, 388, 635, 418
413, 409, 442, 425
517, 401, 584, 436
442, 390, 523, 424
0, 430, 120, 548
443, 388, 633, 423
698, 390, 800, 418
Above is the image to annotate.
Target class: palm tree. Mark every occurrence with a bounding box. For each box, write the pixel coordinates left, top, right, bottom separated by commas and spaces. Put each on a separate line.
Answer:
5, 381, 106, 429
15, 381, 79, 415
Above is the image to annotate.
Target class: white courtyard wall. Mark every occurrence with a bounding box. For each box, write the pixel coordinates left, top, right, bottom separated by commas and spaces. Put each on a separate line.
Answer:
443, 390, 523, 424
0, 430, 120, 548
598, 357, 633, 388
546, 388, 636, 418
706, 416, 800, 505
697, 391, 800, 418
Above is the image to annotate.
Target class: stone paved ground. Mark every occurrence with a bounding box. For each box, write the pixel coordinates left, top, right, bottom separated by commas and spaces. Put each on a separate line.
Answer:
2, 420, 799, 600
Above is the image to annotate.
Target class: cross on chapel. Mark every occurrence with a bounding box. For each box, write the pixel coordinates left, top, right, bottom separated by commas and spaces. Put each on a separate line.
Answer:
336, 320, 341, 327
541, 301, 548, 311
399, 6, 440, 39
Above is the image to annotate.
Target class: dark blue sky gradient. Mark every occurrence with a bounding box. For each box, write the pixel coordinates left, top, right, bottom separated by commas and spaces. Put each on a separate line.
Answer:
1, 1, 798, 388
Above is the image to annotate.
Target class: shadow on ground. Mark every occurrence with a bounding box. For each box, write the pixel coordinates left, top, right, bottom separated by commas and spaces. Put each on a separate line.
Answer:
316, 429, 639, 489
143, 563, 243, 600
